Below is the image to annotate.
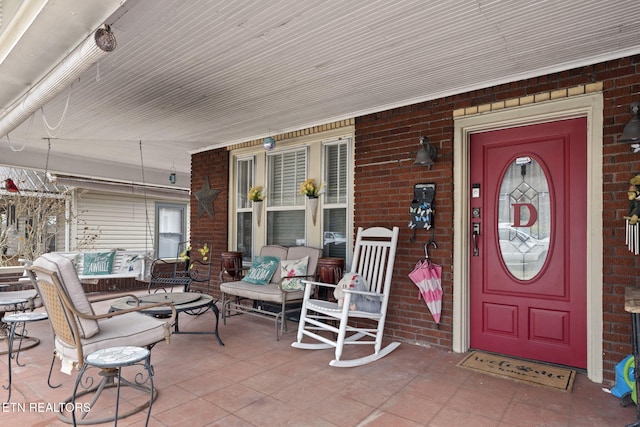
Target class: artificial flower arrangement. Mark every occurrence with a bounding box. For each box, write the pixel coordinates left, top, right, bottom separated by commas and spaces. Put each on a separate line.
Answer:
299, 178, 324, 198
179, 243, 210, 267
248, 186, 264, 202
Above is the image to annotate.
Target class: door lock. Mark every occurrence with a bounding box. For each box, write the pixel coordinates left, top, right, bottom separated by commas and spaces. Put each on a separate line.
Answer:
472, 223, 481, 256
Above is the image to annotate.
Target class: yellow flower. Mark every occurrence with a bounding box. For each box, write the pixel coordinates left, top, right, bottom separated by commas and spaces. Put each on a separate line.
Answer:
198, 243, 209, 261
248, 186, 264, 202
299, 178, 324, 197
179, 246, 192, 262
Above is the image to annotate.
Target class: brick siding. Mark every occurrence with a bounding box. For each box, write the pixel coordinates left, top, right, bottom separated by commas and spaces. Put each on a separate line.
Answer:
190, 148, 229, 295
192, 55, 640, 383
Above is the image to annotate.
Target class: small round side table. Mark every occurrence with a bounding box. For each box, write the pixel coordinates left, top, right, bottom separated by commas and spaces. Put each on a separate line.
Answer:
3, 311, 48, 403
71, 346, 154, 426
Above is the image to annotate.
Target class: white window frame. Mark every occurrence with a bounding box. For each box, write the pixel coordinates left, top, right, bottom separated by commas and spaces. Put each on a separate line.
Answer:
266, 147, 307, 245
234, 156, 255, 260
321, 137, 352, 263
227, 127, 355, 256
155, 202, 187, 259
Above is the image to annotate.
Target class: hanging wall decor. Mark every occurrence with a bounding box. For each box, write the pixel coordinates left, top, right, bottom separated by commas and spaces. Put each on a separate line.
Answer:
194, 176, 220, 219
625, 174, 640, 254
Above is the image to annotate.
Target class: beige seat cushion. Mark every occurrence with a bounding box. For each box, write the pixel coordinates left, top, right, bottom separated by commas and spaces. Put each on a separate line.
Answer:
33, 253, 100, 339
220, 281, 305, 303
54, 311, 170, 364
220, 245, 321, 302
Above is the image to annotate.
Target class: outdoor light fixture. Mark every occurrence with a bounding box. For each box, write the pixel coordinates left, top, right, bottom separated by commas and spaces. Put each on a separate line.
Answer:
263, 136, 276, 151
413, 136, 437, 168
0, 25, 117, 139
620, 102, 640, 149
169, 163, 177, 184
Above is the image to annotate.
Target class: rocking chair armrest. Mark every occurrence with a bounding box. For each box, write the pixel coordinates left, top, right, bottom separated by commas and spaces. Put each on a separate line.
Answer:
300, 279, 337, 289
341, 288, 382, 297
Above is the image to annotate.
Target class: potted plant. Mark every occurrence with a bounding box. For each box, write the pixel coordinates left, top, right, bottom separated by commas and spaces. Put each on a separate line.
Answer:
299, 179, 324, 225
248, 186, 264, 226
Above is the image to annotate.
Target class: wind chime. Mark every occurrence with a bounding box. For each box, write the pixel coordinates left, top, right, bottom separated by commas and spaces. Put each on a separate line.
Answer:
625, 175, 640, 254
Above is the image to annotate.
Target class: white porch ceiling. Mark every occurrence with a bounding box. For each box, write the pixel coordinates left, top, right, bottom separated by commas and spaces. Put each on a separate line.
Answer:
1, 0, 639, 187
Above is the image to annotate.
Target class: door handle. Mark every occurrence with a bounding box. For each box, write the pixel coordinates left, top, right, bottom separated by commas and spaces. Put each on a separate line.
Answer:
472, 223, 480, 256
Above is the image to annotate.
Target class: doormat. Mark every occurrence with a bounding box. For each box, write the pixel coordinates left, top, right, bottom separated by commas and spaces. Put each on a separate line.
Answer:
457, 351, 576, 392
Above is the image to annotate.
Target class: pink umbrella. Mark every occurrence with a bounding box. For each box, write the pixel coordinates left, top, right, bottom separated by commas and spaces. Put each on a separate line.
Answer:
408, 259, 443, 325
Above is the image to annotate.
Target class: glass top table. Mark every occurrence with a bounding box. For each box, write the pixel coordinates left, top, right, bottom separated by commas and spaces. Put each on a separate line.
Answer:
110, 292, 223, 346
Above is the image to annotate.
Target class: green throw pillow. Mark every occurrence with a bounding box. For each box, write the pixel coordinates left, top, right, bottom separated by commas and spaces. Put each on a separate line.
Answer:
243, 256, 280, 285
83, 251, 116, 275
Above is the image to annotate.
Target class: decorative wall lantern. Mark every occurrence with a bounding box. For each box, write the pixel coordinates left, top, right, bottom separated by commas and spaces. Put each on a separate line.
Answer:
413, 136, 437, 168
619, 102, 640, 151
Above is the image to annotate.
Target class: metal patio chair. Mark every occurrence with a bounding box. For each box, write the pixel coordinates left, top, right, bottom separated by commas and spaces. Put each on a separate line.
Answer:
27, 253, 176, 424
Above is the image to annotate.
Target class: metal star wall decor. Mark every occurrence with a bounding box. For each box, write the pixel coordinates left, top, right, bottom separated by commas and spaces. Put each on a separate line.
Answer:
194, 176, 220, 219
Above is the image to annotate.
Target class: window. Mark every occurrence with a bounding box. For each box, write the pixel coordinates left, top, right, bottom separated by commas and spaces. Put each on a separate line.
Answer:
155, 202, 186, 258
322, 140, 349, 258
235, 157, 254, 261
45, 215, 57, 253
229, 129, 354, 262
267, 149, 307, 246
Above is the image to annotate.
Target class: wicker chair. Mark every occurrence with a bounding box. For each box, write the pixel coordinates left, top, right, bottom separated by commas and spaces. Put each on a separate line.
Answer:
28, 253, 176, 424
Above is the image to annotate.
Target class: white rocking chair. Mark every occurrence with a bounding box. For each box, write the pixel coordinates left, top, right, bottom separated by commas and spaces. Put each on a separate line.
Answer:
291, 226, 399, 367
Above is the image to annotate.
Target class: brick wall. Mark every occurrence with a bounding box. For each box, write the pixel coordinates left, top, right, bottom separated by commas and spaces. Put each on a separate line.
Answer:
190, 148, 229, 296
191, 55, 640, 383
354, 55, 640, 383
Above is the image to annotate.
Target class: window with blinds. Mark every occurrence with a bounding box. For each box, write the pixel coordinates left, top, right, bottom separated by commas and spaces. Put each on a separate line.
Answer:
267, 149, 307, 246
322, 140, 349, 258
235, 157, 254, 261
156, 202, 186, 258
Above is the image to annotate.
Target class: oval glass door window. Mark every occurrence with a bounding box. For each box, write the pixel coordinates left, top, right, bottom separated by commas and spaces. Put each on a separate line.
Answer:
497, 156, 551, 280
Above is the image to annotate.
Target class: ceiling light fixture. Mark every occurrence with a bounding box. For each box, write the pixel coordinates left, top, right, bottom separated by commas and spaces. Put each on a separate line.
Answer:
0, 25, 117, 139
263, 136, 276, 151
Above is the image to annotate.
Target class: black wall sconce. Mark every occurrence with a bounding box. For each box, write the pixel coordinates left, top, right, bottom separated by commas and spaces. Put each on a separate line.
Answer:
620, 102, 640, 150
414, 136, 437, 168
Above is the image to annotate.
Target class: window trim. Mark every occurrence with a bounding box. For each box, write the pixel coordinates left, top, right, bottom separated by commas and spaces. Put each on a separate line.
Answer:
155, 202, 187, 259
228, 128, 355, 257
321, 137, 353, 265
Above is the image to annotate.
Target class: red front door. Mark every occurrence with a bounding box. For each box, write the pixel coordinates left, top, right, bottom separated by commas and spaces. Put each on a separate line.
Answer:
469, 118, 587, 368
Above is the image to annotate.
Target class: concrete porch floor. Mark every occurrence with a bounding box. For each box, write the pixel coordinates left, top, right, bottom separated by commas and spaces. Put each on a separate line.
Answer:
0, 294, 635, 426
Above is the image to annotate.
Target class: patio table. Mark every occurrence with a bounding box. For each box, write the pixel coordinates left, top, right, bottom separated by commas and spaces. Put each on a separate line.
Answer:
110, 292, 224, 346
3, 311, 48, 402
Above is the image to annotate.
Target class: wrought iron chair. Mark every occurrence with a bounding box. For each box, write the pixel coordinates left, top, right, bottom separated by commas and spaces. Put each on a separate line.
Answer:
148, 241, 212, 293
291, 226, 400, 367
27, 253, 176, 424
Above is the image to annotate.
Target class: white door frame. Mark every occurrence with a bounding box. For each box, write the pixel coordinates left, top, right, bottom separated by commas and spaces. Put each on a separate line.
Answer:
452, 93, 604, 382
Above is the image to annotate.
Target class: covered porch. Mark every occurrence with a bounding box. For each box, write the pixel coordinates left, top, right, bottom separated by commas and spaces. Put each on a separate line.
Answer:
0, 294, 632, 426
